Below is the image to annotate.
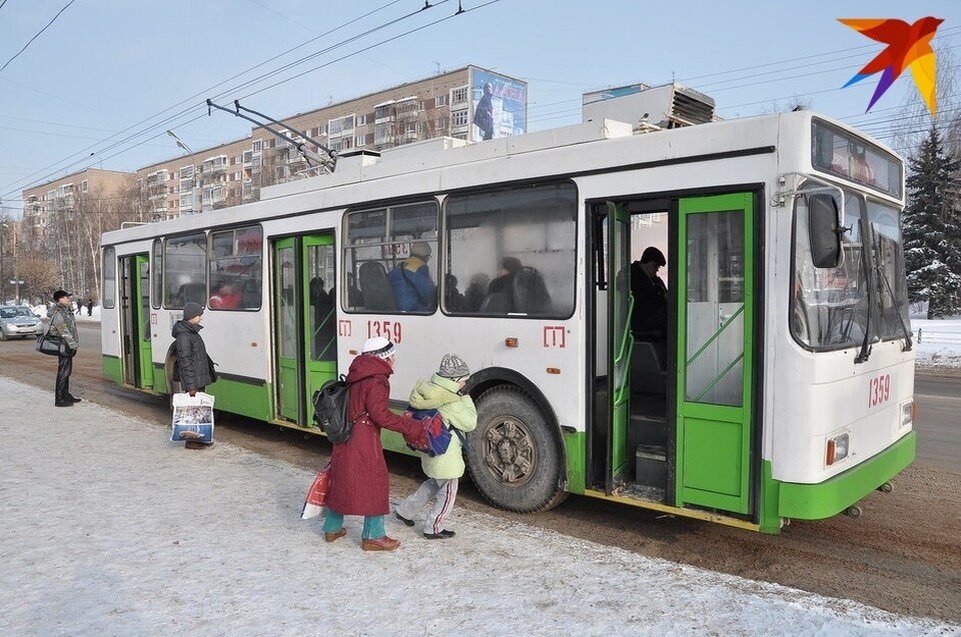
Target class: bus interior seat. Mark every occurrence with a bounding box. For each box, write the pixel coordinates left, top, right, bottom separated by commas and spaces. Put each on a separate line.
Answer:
359, 261, 396, 311
463, 274, 490, 312
479, 292, 512, 314
512, 267, 551, 314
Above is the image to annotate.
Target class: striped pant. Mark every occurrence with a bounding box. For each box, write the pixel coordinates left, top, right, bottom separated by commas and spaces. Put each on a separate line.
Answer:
396, 478, 458, 534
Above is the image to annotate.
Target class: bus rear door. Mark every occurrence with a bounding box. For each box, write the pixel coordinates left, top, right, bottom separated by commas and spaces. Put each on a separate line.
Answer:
119, 253, 154, 389
272, 234, 337, 426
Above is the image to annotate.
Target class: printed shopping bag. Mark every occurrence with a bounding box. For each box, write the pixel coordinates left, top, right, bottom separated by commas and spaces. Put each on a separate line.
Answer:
170, 392, 215, 444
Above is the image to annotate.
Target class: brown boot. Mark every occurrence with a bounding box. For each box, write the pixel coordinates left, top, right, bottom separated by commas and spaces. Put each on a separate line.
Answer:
184, 440, 210, 450
324, 529, 347, 543
362, 536, 400, 551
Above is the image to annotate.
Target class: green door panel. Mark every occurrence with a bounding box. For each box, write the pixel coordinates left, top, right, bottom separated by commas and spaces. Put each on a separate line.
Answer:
135, 254, 154, 389
274, 238, 300, 422
273, 234, 338, 426
302, 234, 337, 425
676, 192, 754, 514
607, 203, 633, 491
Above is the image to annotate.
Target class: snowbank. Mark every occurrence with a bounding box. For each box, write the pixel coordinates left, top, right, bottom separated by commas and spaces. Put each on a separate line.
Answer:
912, 319, 961, 369
0, 379, 955, 636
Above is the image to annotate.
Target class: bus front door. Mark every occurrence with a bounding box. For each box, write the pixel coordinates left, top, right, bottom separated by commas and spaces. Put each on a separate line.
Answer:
272, 235, 338, 426
119, 253, 153, 389
676, 193, 754, 515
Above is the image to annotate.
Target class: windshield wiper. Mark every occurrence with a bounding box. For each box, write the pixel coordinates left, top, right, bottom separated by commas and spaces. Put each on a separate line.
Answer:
875, 262, 913, 351
854, 217, 873, 364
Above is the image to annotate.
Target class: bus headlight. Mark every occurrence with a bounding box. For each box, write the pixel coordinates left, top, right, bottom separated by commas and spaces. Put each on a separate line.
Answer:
826, 433, 849, 466
900, 400, 914, 428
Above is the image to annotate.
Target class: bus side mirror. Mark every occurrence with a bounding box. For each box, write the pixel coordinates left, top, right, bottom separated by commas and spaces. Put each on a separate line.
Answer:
808, 194, 841, 268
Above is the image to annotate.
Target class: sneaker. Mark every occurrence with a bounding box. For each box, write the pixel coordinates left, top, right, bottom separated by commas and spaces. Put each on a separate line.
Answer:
362, 536, 401, 551
324, 529, 347, 543
423, 529, 456, 540
394, 511, 415, 527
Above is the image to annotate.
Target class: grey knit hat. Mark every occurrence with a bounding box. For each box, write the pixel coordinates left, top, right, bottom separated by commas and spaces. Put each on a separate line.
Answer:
438, 353, 469, 379
183, 302, 204, 321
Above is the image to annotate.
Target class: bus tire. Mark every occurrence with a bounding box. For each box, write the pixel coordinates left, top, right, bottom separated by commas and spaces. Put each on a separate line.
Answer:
467, 385, 566, 513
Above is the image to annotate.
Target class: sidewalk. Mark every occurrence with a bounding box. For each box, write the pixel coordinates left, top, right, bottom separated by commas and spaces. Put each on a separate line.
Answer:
0, 377, 956, 637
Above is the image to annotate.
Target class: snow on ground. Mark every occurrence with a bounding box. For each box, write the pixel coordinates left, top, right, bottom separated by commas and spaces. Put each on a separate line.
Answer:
912, 319, 961, 369
27, 304, 100, 322
0, 378, 957, 637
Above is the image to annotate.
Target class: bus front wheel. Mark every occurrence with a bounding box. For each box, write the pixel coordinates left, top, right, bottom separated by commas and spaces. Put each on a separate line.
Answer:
467, 385, 567, 513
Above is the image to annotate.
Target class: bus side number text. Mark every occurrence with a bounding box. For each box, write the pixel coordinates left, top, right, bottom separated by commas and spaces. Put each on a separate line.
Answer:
367, 320, 402, 344
868, 373, 891, 408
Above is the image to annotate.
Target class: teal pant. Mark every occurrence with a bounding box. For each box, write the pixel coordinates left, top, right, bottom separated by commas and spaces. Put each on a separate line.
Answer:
323, 509, 385, 540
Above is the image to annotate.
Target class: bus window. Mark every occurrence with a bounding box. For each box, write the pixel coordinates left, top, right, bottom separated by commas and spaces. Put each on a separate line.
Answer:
792, 191, 869, 350
343, 201, 438, 314
208, 226, 263, 310
164, 232, 207, 309
102, 246, 116, 309
445, 182, 577, 318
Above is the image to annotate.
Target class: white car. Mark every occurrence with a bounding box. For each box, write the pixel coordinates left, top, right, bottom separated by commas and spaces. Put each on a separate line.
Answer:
0, 306, 44, 341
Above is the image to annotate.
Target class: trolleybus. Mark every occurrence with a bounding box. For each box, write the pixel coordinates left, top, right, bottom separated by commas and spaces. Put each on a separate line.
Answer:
101, 110, 915, 533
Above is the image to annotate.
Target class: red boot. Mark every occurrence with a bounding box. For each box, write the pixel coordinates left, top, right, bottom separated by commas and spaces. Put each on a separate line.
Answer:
362, 536, 400, 551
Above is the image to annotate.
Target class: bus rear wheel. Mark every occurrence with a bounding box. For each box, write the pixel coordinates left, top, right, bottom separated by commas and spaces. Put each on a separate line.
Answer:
467, 386, 566, 513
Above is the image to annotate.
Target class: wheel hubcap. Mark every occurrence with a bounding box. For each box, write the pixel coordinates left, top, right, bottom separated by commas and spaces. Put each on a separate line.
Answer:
484, 417, 536, 486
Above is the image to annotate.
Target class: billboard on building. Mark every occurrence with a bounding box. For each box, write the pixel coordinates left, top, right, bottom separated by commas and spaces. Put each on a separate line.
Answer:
470, 67, 527, 142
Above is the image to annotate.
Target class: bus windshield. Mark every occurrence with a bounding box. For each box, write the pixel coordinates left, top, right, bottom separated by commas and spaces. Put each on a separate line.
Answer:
792, 189, 910, 352
792, 190, 869, 350
867, 200, 910, 341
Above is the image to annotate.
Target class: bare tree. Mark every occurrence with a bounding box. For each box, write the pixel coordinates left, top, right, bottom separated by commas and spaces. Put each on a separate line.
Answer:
18, 251, 60, 304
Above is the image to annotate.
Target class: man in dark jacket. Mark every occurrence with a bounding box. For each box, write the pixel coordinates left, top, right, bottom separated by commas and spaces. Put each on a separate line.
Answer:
172, 302, 217, 396
631, 246, 668, 340
172, 302, 217, 449
48, 290, 80, 406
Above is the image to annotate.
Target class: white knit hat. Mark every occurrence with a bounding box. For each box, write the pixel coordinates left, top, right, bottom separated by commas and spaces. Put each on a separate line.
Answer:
362, 336, 396, 359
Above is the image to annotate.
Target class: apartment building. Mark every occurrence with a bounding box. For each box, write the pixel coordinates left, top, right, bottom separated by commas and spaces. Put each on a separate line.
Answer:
22, 66, 527, 227
136, 65, 527, 217
21, 168, 136, 242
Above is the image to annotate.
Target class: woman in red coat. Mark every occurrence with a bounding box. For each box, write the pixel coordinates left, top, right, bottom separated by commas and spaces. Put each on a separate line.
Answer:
323, 337, 425, 551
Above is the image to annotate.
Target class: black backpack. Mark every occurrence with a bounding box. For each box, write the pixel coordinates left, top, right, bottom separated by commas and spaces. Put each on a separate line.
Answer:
312, 376, 355, 444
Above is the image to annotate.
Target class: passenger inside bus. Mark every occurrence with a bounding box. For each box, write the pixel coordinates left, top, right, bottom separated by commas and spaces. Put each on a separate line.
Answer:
445, 274, 465, 311
387, 241, 436, 312
630, 246, 667, 340
209, 283, 241, 310
475, 257, 552, 315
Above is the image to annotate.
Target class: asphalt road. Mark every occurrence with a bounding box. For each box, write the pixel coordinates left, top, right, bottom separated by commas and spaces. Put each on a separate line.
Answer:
913, 373, 961, 471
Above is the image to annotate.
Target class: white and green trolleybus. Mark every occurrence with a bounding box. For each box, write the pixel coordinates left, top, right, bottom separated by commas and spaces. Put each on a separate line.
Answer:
101, 110, 915, 533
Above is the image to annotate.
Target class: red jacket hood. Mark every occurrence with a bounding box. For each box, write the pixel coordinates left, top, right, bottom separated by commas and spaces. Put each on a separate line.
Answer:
346, 354, 393, 384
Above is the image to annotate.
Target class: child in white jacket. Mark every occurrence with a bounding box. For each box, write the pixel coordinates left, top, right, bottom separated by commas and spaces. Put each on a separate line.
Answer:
395, 354, 477, 539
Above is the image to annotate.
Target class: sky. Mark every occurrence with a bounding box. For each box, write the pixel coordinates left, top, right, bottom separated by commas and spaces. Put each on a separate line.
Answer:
0, 0, 959, 215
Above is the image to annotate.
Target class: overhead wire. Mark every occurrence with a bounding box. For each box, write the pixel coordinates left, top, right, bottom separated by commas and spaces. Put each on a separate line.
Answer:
1, 0, 422, 198
4, 0, 501, 202
0, 0, 78, 73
